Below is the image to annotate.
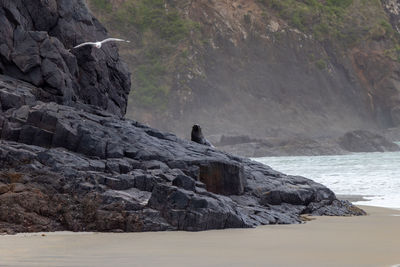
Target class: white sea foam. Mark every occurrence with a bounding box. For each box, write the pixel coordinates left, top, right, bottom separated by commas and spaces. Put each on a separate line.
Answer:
255, 151, 400, 208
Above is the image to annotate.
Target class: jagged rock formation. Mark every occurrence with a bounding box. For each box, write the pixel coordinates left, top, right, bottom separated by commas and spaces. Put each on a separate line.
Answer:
0, 0, 364, 234
0, 0, 130, 116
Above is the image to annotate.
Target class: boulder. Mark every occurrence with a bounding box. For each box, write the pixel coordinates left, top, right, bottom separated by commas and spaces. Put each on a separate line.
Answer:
339, 130, 400, 152
196, 160, 245, 195
148, 184, 247, 231
172, 175, 196, 191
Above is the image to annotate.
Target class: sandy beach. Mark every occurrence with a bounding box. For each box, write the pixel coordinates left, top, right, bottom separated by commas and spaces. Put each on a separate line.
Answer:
1, 206, 399, 267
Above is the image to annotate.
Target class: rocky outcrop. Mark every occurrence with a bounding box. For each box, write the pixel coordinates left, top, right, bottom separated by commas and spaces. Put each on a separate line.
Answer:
217, 131, 400, 157
216, 135, 347, 157
0, 74, 365, 233
339, 130, 400, 153
0, 0, 130, 116
383, 0, 400, 34
0, 0, 364, 234
383, 126, 400, 142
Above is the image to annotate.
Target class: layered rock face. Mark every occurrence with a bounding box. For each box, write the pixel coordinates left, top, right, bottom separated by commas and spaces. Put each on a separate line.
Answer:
0, 0, 364, 233
0, 0, 130, 116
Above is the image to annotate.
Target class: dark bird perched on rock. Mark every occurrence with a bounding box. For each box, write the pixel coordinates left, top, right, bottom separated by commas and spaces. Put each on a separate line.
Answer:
191, 124, 214, 147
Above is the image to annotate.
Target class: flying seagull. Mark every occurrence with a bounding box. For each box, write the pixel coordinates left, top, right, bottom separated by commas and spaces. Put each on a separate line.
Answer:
72, 38, 130, 49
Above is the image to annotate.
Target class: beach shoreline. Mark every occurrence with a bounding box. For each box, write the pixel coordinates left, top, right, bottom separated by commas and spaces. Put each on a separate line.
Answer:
1, 205, 399, 266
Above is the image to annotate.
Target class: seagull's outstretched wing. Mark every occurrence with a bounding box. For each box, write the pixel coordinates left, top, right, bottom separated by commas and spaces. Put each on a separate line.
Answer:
100, 38, 130, 44
73, 42, 97, 49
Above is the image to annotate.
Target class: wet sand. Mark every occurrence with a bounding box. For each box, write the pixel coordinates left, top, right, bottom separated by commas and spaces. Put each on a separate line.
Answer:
1, 206, 400, 267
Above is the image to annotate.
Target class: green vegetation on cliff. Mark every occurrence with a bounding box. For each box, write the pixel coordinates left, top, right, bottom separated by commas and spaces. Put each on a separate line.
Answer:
87, 0, 400, 132
262, 0, 395, 45
88, 0, 198, 110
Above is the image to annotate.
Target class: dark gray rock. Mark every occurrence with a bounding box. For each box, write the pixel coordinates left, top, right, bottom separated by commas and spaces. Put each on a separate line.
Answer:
305, 200, 366, 216
142, 160, 169, 170
102, 175, 135, 191
391, 105, 400, 126
260, 188, 315, 206
383, 126, 400, 142
0, 0, 130, 116
217, 136, 348, 157
134, 174, 160, 192
148, 184, 248, 231
339, 130, 400, 152
197, 160, 245, 196
172, 175, 196, 191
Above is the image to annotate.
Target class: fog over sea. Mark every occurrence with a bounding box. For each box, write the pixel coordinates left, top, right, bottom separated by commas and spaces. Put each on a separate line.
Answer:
255, 145, 400, 209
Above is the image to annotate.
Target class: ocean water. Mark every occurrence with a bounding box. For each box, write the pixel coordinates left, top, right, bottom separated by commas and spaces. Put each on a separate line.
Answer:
255, 149, 400, 209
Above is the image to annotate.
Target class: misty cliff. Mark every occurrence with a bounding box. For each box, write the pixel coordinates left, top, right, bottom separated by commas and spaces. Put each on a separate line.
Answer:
88, 0, 400, 140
